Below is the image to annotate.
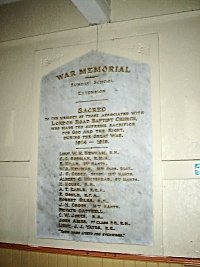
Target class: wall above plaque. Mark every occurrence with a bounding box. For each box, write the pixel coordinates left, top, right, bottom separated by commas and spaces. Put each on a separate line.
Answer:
37, 50, 152, 245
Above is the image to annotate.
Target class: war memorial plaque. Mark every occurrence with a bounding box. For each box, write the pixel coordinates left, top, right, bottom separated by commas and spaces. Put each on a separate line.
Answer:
37, 51, 152, 244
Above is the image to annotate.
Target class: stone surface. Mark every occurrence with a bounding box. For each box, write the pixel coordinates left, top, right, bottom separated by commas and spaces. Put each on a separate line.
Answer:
37, 51, 152, 244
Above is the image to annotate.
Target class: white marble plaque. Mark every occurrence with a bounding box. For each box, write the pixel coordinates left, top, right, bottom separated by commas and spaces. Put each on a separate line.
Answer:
37, 51, 152, 244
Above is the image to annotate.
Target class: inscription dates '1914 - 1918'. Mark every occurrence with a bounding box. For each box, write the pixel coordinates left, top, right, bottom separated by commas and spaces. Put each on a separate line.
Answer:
37, 51, 153, 245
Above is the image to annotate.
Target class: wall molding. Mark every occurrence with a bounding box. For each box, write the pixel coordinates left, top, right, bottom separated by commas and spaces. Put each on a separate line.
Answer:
0, 242, 200, 265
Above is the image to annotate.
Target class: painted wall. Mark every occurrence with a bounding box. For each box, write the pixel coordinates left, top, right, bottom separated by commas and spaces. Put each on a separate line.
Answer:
0, 0, 200, 260
0, 249, 183, 267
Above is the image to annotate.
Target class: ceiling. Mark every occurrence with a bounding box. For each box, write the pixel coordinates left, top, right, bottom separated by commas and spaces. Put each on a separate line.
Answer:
0, 0, 110, 24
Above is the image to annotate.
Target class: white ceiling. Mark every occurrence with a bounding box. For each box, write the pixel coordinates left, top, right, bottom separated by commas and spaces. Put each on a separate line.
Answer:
0, 0, 110, 25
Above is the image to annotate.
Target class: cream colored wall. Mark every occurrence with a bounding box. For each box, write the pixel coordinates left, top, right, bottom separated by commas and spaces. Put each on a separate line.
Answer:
111, 0, 200, 21
0, 0, 200, 259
